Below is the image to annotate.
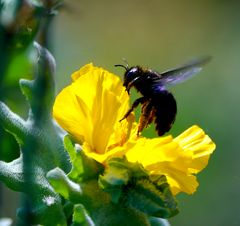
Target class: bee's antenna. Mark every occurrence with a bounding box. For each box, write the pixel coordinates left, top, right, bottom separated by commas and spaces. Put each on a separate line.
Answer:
114, 64, 128, 70
122, 57, 129, 69
114, 57, 129, 71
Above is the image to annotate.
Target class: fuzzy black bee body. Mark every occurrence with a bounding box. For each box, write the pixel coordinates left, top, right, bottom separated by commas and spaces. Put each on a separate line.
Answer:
116, 56, 210, 136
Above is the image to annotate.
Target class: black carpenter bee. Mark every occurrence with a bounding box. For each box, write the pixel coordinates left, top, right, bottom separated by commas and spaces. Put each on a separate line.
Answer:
115, 56, 211, 136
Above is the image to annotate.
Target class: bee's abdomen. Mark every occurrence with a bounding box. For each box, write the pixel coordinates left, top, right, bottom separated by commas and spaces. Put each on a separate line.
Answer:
152, 91, 177, 136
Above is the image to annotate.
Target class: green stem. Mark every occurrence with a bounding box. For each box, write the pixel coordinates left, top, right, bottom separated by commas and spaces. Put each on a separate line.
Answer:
0, 157, 25, 191
0, 101, 27, 144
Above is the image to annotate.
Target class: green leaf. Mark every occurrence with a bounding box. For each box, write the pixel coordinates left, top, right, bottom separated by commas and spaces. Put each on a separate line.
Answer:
99, 157, 149, 202
99, 158, 130, 203
124, 176, 179, 218
99, 158, 178, 218
47, 167, 83, 203
71, 204, 95, 226
104, 157, 148, 180
64, 135, 84, 179
149, 217, 170, 226
100, 163, 129, 186
64, 135, 104, 182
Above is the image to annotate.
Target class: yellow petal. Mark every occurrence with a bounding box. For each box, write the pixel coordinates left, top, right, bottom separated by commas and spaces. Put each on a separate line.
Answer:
165, 171, 199, 195
53, 63, 130, 154
53, 85, 93, 144
71, 63, 94, 81
83, 142, 127, 163
174, 125, 216, 173
124, 125, 216, 195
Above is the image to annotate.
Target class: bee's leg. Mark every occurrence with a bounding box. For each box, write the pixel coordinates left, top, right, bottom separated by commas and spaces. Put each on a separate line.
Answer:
137, 101, 154, 136
119, 97, 147, 122
147, 108, 156, 125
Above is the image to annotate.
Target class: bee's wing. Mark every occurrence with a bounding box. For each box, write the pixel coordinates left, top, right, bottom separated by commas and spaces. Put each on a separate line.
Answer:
157, 56, 211, 86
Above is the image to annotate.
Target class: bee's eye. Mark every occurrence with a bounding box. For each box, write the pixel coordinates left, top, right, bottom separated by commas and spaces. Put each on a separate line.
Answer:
128, 67, 138, 74
130, 68, 138, 72
126, 67, 138, 79
123, 67, 140, 87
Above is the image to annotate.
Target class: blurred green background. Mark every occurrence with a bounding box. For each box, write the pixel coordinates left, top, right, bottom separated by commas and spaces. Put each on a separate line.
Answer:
1, 0, 240, 225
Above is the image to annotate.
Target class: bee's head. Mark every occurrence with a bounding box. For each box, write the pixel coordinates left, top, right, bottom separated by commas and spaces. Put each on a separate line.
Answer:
123, 67, 141, 87
115, 63, 142, 93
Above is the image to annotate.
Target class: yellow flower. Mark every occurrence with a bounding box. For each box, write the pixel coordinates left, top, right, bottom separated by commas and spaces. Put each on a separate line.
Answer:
53, 63, 216, 195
